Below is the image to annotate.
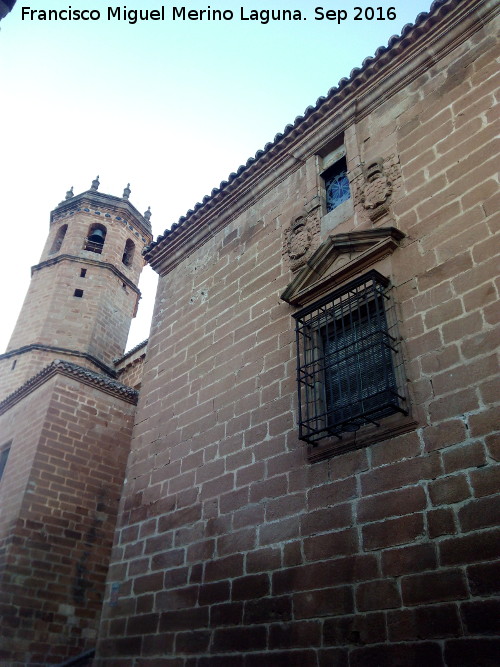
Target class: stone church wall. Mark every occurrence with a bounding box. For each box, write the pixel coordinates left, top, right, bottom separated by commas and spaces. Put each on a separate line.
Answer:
89, 2, 498, 663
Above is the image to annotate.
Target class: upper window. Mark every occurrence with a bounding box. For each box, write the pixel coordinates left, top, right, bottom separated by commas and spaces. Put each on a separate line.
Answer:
293, 270, 407, 445
323, 156, 350, 212
84, 224, 107, 254
122, 239, 135, 267
49, 224, 68, 254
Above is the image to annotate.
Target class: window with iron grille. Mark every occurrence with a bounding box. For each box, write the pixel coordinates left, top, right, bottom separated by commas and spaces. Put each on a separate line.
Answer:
293, 270, 408, 445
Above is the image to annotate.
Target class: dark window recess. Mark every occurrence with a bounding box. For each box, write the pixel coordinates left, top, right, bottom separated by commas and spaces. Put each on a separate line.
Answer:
11, 359, 16, 370
122, 239, 135, 266
323, 157, 350, 212
84, 224, 106, 253
293, 270, 407, 444
74, 289, 84, 298
80, 268, 87, 278
0, 446, 11, 481
49, 224, 68, 254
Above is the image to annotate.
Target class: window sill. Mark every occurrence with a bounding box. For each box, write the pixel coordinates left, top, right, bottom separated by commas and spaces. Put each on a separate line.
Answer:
306, 412, 418, 463
320, 197, 354, 235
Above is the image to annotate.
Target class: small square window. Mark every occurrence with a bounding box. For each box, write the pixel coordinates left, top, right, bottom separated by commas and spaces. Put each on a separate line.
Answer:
293, 270, 407, 445
74, 289, 84, 298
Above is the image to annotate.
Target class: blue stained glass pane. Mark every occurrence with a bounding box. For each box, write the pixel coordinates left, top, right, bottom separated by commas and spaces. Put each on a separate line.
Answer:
325, 169, 350, 211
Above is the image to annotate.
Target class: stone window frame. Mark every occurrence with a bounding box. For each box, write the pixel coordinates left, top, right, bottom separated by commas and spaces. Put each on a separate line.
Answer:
281, 227, 418, 462
319, 144, 354, 235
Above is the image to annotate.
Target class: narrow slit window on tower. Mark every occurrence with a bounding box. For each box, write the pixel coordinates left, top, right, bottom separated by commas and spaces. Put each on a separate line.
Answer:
49, 224, 68, 254
84, 224, 106, 254
293, 270, 408, 445
0, 444, 11, 482
74, 289, 84, 298
122, 239, 135, 266
80, 268, 87, 278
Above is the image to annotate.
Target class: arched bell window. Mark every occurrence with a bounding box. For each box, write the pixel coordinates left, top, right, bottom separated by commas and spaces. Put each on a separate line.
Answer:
84, 224, 107, 254
122, 239, 135, 267
49, 224, 68, 254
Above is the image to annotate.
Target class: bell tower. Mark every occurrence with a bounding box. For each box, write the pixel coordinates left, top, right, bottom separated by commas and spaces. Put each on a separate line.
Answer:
0, 178, 153, 400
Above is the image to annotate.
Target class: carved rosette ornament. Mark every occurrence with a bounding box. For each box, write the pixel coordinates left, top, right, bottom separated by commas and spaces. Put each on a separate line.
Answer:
283, 200, 321, 271
360, 158, 393, 222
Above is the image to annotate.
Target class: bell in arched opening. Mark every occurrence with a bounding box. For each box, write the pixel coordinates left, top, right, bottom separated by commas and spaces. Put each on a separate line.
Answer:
84, 225, 107, 254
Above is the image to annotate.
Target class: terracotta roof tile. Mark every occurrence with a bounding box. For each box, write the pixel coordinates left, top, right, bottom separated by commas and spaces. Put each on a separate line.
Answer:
0, 360, 138, 415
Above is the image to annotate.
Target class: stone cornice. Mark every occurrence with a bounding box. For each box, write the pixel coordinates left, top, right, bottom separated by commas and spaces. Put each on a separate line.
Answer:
0, 344, 117, 377
31, 254, 142, 296
0, 359, 138, 416
51, 190, 153, 240
144, 0, 494, 276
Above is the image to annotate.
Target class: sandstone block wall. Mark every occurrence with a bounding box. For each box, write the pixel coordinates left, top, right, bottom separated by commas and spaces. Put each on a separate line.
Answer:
115, 341, 148, 391
0, 373, 136, 666
93, 4, 499, 664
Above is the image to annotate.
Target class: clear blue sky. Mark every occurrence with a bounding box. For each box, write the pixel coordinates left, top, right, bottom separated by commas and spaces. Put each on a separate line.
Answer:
0, 0, 428, 351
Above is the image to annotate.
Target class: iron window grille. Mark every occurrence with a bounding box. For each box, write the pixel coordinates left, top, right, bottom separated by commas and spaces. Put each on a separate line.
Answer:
323, 156, 350, 212
293, 270, 408, 444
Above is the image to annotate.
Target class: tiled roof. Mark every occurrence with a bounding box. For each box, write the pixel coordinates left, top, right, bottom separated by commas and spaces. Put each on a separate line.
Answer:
114, 339, 148, 366
144, 0, 455, 261
0, 359, 138, 414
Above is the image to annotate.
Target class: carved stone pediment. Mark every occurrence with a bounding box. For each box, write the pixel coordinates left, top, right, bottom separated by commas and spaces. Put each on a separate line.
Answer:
280, 227, 405, 306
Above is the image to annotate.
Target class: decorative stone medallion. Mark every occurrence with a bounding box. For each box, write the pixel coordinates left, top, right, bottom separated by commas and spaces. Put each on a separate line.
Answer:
360, 158, 393, 221
287, 217, 311, 260
283, 201, 321, 272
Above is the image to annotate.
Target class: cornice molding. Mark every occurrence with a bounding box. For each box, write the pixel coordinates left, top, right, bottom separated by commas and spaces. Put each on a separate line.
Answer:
0, 343, 117, 377
31, 254, 142, 296
51, 190, 153, 240
0, 359, 138, 416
